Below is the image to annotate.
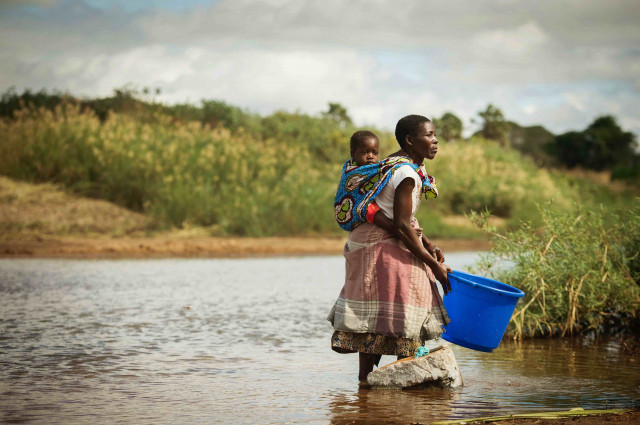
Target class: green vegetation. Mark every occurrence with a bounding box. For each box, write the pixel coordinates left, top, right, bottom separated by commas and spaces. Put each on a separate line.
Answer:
0, 87, 638, 240
548, 115, 640, 180
507, 121, 555, 166
474, 104, 510, 146
433, 112, 463, 142
2, 87, 639, 336
471, 201, 640, 339
0, 103, 340, 236
468, 104, 640, 177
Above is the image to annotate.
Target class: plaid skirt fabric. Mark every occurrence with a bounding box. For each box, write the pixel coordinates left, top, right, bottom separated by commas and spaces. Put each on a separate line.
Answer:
327, 222, 449, 350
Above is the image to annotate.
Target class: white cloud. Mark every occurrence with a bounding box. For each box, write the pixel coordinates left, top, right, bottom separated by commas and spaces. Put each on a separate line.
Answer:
473, 21, 549, 57
2, 0, 57, 6
1, 0, 639, 137
563, 92, 586, 112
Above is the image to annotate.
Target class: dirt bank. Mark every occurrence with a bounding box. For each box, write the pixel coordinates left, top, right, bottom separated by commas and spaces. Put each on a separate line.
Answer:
435, 409, 639, 425
0, 176, 490, 259
488, 410, 640, 425
0, 235, 490, 259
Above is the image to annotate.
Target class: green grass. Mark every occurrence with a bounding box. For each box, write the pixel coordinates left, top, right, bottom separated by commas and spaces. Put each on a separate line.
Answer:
1, 101, 637, 239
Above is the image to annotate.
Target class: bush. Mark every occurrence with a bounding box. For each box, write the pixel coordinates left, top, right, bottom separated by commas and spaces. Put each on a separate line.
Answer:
471, 199, 640, 339
1, 92, 636, 239
0, 102, 339, 235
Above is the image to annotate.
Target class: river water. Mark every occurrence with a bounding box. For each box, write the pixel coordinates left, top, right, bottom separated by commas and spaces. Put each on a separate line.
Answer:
0, 253, 638, 424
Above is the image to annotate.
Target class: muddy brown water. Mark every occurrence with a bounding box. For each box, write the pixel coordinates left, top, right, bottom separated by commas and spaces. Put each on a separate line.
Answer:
1, 254, 638, 424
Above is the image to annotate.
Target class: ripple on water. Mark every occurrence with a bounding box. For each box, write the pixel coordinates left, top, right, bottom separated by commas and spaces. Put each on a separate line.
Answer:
0, 256, 639, 425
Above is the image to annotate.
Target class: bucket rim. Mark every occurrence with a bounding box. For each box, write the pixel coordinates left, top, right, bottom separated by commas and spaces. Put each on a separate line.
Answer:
448, 270, 525, 298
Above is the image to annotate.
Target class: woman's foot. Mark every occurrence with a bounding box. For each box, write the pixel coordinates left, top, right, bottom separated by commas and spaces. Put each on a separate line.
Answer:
358, 380, 371, 389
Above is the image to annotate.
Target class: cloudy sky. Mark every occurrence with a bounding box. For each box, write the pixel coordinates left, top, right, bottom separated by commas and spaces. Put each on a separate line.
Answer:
1, 0, 639, 136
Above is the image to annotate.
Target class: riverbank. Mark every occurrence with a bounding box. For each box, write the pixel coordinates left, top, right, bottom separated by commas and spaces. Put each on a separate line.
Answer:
1, 175, 491, 258
0, 234, 490, 258
436, 409, 640, 425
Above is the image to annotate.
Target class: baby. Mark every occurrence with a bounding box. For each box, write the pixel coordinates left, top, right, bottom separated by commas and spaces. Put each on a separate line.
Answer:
350, 130, 379, 166
349, 130, 444, 263
349, 130, 394, 232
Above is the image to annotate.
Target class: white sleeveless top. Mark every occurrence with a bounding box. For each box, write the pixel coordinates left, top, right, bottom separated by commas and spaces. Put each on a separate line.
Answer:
375, 163, 423, 220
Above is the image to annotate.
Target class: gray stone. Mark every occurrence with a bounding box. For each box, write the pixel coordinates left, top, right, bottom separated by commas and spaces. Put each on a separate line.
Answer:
367, 345, 463, 389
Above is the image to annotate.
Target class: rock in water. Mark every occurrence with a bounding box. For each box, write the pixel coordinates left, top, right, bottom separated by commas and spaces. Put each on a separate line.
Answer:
367, 345, 463, 389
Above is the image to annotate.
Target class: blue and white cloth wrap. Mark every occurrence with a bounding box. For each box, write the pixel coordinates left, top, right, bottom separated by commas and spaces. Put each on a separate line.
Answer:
334, 156, 438, 232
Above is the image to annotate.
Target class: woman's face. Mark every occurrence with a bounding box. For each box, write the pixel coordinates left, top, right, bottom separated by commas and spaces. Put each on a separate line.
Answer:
409, 121, 438, 161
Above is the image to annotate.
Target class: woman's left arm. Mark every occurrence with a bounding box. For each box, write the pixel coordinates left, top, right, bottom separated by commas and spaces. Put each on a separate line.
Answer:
421, 233, 445, 263
393, 178, 451, 294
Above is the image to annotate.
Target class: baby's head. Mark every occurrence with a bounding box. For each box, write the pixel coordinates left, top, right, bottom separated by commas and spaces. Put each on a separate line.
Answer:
350, 130, 379, 166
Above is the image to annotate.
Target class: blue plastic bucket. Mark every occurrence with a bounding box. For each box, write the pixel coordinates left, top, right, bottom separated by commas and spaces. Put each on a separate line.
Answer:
441, 270, 525, 352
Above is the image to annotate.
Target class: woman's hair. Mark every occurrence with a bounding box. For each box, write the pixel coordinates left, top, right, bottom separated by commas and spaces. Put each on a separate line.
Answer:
350, 130, 379, 152
395, 115, 431, 148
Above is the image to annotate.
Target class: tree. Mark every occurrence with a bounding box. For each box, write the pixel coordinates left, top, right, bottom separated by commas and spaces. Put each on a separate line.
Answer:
477, 104, 509, 146
433, 112, 463, 142
322, 102, 353, 127
549, 115, 638, 171
584, 115, 637, 170
0, 87, 66, 118
548, 131, 587, 168
199, 100, 261, 136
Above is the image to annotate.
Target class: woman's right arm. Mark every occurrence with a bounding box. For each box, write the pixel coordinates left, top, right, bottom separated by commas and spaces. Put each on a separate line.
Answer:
393, 178, 451, 294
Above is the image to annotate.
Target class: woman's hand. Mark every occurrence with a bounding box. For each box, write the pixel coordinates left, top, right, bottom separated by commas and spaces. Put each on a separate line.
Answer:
434, 247, 445, 263
433, 263, 452, 295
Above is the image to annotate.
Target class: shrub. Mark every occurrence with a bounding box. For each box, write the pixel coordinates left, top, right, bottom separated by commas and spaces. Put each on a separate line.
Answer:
471, 199, 640, 339
0, 102, 339, 235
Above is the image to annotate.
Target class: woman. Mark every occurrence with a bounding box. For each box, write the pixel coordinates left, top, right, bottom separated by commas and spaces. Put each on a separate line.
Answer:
327, 114, 452, 385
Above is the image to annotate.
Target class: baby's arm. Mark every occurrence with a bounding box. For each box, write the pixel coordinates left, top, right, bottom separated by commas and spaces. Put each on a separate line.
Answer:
367, 204, 440, 260
372, 211, 431, 247
372, 210, 398, 236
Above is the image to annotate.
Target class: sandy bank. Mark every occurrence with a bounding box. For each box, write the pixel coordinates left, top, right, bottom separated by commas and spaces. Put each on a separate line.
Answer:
1, 176, 492, 259
0, 236, 490, 259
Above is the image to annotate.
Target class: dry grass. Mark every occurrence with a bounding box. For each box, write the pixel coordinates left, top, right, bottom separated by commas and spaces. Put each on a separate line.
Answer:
0, 176, 150, 239
558, 167, 629, 193
442, 214, 506, 230
0, 176, 489, 257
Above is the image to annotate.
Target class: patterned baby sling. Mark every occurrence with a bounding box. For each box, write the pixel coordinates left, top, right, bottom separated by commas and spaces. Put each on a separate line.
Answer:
334, 156, 438, 231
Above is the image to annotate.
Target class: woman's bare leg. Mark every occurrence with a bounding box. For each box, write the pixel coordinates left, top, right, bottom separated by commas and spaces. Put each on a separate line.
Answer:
358, 353, 377, 381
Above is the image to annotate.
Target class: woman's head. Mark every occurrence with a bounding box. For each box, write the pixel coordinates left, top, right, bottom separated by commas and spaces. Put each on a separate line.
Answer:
395, 115, 438, 162
350, 130, 379, 166
395, 115, 432, 149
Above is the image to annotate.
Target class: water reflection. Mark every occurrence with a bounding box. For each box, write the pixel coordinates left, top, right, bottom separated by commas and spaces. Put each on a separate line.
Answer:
328, 336, 640, 424
0, 255, 638, 424
329, 387, 463, 425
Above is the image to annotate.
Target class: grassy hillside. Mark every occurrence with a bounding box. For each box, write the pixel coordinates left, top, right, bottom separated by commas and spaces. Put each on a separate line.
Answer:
507, 121, 555, 166
0, 96, 637, 238
0, 176, 150, 238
